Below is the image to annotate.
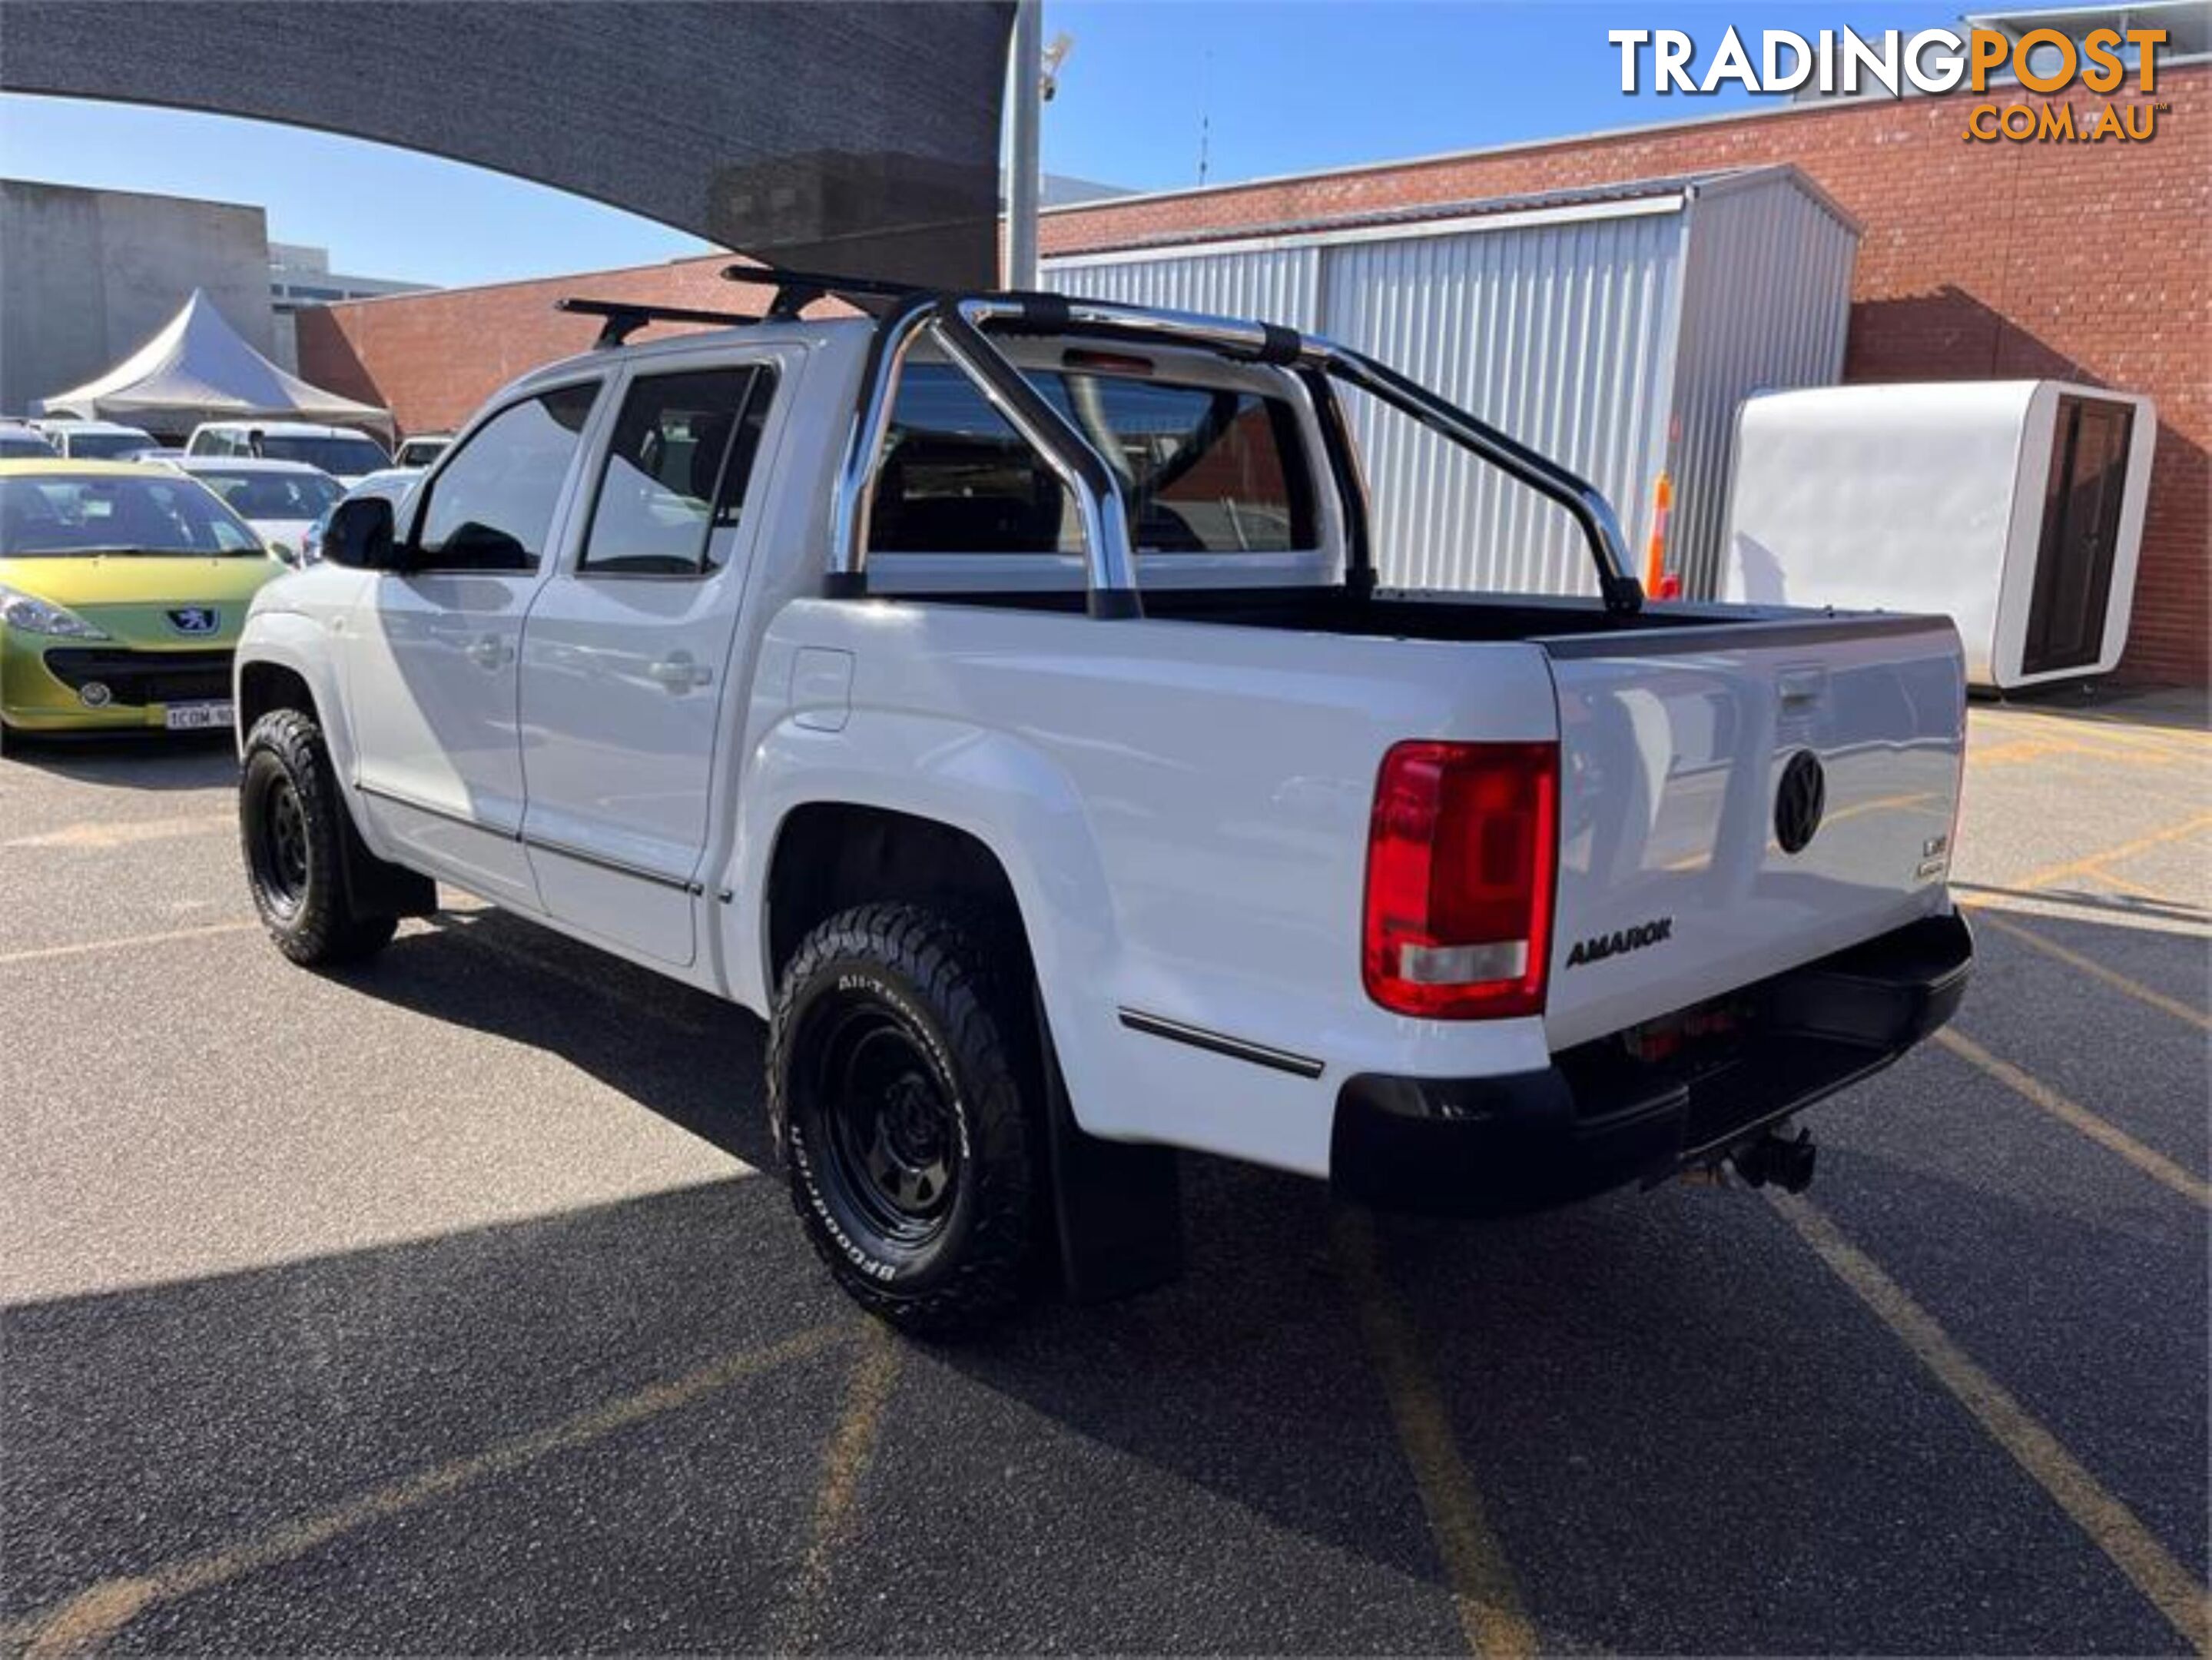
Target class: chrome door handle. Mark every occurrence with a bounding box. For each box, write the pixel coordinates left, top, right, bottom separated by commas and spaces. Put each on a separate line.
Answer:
466, 635, 509, 669
647, 652, 712, 692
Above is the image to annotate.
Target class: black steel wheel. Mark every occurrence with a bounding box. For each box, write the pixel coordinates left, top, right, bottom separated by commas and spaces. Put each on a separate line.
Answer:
813, 1003, 965, 1248
769, 902, 1042, 1336
252, 772, 312, 915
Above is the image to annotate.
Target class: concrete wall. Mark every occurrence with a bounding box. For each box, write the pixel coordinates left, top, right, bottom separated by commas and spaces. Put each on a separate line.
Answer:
0, 179, 276, 415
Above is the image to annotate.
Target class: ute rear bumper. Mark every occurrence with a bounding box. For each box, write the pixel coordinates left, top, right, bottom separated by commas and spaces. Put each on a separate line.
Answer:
1331, 911, 1973, 1217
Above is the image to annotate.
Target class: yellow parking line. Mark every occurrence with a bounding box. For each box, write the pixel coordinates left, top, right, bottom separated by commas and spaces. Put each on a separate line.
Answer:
2085, 865, 2187, 902
1966, 908, 2210, 1033
1974, 711, 2207, 754
1772, 1193, 2211, 1656
0, 920, 260, 967
1968, 735, 2180, 771
773, 1320, 904, 1653
2011, 813, 2212, 896
1935, 1028, 2209, 1206
1967, 737, 2066, 767
8, 1323, 851, 1658
3, 813, 235, 850
2048, 712, 2212, 750
1332, 1209, 1537, 1659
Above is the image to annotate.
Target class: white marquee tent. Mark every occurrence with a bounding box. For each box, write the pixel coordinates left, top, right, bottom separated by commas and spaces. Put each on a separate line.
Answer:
35, 289, 392, 440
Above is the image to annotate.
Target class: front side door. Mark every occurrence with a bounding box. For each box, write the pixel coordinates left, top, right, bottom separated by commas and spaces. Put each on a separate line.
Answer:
346, 380, 601, 909
516, 353, 787, 965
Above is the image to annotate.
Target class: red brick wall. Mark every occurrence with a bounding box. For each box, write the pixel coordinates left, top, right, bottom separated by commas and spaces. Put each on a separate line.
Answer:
296, 257, 754, 434
301, 66, 2208, 682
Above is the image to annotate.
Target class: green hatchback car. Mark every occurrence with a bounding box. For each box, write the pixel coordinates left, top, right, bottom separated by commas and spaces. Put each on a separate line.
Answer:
0, 460, 288, 742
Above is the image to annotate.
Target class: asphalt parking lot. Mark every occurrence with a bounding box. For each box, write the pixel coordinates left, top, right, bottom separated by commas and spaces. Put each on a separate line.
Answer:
2, 692, 2206, 1656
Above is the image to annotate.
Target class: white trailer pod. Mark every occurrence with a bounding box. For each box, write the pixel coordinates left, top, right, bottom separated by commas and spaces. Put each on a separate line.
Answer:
1722, 381, 2156, 689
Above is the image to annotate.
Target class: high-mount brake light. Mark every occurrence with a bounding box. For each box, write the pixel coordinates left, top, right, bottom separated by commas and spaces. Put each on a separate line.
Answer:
1061, 348, 1155, 377
1361, 740, 1559, 1019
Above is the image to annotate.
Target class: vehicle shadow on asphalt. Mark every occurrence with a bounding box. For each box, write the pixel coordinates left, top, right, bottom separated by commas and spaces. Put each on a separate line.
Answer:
256, 907, 1485, 1638
0, 731, 237, 792
12, 900, 2197, 1650
8, 1139, 2192, 1652
0, 1177, 861, 1651
327, 907, 777, 1169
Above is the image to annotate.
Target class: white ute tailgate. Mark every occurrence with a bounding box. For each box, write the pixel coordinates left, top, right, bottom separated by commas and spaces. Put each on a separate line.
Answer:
1543, 616, 1965, 1051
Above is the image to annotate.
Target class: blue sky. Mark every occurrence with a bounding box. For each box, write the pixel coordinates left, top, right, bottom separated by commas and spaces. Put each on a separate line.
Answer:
0, 2, 1966, 290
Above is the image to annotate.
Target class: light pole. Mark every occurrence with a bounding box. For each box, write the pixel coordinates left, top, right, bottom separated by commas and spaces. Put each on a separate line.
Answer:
1004, 0, 1043, 289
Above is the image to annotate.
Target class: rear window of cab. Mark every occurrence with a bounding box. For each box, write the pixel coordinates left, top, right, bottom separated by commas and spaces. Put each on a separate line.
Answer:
870, 363, 1316, 557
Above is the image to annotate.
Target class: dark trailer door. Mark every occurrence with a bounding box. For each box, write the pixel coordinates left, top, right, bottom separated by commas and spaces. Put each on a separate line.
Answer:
2022, 395, 2134, 678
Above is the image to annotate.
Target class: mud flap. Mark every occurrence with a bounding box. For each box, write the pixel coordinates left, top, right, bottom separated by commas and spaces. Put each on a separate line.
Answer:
338, 793, 437, 921
1037, 1004, 1185, 1303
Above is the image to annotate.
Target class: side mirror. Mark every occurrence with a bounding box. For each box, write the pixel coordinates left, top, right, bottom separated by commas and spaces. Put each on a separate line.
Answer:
325, 496, 401, 570
268, 542, 303, 569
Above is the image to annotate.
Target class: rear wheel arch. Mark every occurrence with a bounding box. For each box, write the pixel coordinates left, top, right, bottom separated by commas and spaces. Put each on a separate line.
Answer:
759, 801, 1186, 1317
763, 803, 1035, 994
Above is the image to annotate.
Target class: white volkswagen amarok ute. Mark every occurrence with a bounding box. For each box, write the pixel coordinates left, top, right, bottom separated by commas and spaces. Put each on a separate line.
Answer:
233, 272, 1973, 1333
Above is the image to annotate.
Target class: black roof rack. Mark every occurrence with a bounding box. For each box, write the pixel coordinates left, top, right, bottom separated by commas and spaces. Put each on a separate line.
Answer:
555, 297, 762, 349
718, 264, 929, 319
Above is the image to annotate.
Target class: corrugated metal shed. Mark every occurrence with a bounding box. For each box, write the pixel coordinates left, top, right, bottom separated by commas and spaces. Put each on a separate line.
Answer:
1043, 165, 1859, 599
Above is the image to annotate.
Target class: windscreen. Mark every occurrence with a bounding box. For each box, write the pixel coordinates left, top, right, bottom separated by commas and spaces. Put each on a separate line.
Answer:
257, 434, 390, 475
195, 469, 343, 521
0, 473, 265, 556
65, 431, 156, 460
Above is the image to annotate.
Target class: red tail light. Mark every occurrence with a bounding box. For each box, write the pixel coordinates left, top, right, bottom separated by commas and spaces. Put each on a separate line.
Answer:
1362, 740, 1560, 1019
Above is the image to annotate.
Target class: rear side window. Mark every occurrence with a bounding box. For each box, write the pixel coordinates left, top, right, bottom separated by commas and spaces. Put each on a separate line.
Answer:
413, 383, 599, 573
868, 363, 1315, 556
579, 367, 776, 576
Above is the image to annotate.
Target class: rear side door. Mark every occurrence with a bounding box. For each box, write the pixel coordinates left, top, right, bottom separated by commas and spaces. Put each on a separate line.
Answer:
515, 347, 790, 966
345, 380, 602, 910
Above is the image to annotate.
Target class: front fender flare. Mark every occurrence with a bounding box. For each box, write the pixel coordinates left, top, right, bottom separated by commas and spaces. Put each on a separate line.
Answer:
234, 609, 391, 863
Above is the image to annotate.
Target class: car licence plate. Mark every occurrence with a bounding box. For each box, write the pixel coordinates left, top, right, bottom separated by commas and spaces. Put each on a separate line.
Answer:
164, 702, 234, 732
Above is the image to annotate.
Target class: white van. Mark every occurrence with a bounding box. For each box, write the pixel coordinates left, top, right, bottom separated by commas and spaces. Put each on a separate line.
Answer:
184, 421, 390, 484
34, 418, 158, 460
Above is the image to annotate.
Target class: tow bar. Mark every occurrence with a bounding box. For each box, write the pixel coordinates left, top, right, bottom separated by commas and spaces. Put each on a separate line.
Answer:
1729, 1126, 1819, 1193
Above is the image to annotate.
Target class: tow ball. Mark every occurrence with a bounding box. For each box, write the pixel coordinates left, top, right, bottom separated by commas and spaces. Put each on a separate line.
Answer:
1728, 1126, 1819, 1193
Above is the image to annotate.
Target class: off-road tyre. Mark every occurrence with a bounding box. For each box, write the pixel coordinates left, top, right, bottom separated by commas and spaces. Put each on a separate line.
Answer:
769, 902, 1043, 1337
240, 709, 399, 966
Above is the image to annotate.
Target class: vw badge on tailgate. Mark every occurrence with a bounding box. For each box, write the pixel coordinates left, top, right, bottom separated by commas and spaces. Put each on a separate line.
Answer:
1774, 749, 1826, 855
